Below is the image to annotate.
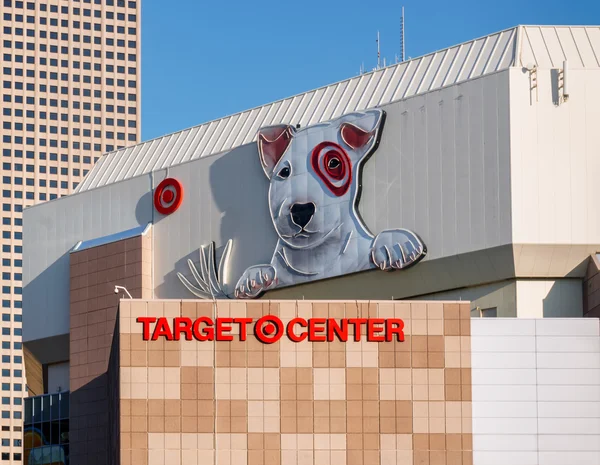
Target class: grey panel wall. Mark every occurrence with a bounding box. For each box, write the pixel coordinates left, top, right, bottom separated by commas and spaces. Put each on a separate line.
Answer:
24, 70, 515, 329
151, 71, 513, 299
151, 143, 279, 298
361, 70, 512, 259
412, 280, 518, 317
471, 318, 600, 465
23, 174, 153, 343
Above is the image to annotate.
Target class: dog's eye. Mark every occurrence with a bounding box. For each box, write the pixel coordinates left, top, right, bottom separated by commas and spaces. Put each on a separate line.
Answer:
327, 158, 341, 169
277, 166, 291, 179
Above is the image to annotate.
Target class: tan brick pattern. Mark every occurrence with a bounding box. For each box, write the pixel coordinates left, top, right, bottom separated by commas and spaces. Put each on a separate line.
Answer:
117, 300, 472, 465
69, 232, 152, 465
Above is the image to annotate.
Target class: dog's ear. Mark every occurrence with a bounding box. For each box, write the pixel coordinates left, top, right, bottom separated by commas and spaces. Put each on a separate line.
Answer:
340, 123, 373, 149
257, 125, 294, 178
340, 109, 384, 150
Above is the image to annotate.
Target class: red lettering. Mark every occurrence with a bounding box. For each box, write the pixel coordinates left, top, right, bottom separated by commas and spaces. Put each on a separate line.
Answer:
216, 318, 233, 341
136, 317, 157, 341
287, 318, 308, 342
308, 318, 327, 342
348, 318, 368, 341
385, 319, 405, 342
327, 319, 348, 342
192, 317, 215, 341
233, 318, 252, 341
174, 317, 193, 341
140, 316, 405, 344
367, 318, 385, 342
152, 317, 174, 341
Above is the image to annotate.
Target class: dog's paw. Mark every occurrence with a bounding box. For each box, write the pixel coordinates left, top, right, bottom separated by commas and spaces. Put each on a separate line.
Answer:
234, 264, 278, 299
370, 229, 426, 271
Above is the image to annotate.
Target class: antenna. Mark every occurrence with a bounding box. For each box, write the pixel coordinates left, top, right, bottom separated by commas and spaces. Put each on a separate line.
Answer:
400, 7, 405, 62
376, 31, 381, 69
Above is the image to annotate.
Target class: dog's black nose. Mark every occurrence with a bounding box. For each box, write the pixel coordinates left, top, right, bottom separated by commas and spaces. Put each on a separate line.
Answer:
290, 202, 315, 229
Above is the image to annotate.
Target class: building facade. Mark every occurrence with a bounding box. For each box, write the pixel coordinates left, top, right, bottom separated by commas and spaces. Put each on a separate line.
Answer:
1, 0, 141, 462
22, 25, 600, 465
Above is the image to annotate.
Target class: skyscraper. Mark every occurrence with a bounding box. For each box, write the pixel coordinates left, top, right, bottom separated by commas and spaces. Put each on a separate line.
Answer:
0, 0, 141, 461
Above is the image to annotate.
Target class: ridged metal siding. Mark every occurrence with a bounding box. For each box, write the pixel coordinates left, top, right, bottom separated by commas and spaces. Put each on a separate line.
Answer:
519, 26, 600, 69
76, 25, 600, 193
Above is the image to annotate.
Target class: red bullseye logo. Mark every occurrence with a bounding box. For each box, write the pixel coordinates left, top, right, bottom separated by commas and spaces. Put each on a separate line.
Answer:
254, 315, 284, 344
154, 178, 183, 215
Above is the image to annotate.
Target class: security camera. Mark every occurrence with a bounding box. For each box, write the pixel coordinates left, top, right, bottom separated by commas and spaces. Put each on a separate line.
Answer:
114, 285, 133, 299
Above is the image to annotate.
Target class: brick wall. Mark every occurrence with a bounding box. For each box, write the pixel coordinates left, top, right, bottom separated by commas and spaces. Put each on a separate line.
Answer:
69, 230, 152, 465
119, 300, 473, 465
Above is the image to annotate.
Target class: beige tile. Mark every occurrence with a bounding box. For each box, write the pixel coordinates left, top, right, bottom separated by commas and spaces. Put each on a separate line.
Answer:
198, 433, 214, 449
164, 449, 181, 465
164, 433, 181, 449
148, 433, 165, 449
148, 450, 164, 465
429, 417, 446, 433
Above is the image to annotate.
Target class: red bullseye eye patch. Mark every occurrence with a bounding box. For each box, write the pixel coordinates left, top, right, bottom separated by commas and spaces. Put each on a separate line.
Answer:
311, 142, 352, 196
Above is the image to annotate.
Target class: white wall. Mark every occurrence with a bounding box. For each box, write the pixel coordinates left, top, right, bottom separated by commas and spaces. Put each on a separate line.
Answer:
510, 67, 600, 246
47, 362, 69, 394
471, 318, 600, 465
362, 71, 512, 259
516, 279, 583, 318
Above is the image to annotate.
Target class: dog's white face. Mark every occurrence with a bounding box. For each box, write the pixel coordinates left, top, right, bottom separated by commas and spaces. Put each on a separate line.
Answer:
256, 110, 385, 250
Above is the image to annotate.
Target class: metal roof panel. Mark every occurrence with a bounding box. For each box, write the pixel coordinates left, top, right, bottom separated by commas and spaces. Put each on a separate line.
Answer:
75, 25, 600, 193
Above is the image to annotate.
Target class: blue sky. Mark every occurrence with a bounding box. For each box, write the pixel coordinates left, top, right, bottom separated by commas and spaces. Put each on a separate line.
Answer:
141, 0, 600, 141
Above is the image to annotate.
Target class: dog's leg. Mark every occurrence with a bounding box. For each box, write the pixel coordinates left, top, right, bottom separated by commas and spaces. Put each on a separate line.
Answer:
234, 251, 279, 299
370, 229, 427, 271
